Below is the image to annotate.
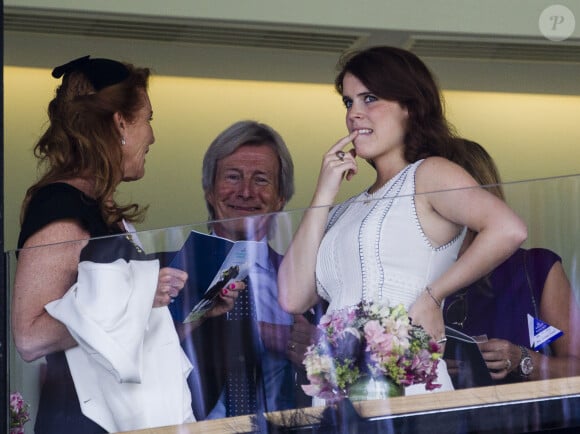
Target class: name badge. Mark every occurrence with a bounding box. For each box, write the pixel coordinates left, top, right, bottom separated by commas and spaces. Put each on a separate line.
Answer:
527, 313, 563, 350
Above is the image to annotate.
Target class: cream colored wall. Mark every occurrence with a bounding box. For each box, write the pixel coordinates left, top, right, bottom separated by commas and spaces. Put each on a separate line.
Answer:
4, 66, 580, 252
444, 92, 580, 181
7, 0, 577, 38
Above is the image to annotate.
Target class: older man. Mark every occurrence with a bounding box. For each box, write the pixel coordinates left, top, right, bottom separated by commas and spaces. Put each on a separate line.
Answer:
186, 120, 318, 419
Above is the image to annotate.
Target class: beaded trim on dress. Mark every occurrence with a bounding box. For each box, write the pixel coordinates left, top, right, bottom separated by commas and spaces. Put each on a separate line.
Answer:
358, 164, 412, 301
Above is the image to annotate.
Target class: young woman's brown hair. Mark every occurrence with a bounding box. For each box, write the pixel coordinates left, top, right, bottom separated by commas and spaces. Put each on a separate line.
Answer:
335, 46, 457, 163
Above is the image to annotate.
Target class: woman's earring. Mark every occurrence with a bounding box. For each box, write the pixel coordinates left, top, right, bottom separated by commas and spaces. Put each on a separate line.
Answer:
121, 137, 126, 145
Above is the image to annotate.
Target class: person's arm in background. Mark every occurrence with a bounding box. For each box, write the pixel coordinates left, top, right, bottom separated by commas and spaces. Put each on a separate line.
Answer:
479, 261, 580, 380
535, 261, 580, 378
258, 314, 319, 366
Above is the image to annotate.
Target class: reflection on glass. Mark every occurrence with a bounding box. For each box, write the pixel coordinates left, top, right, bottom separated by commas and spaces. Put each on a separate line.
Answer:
6, 176, 580, 433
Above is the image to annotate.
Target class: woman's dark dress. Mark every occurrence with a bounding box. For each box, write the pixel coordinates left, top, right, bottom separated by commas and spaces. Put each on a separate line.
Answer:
18, 183, 144, 434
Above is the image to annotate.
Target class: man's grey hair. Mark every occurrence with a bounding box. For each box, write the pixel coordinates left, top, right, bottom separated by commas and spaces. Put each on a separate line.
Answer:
202, 120, 295, 220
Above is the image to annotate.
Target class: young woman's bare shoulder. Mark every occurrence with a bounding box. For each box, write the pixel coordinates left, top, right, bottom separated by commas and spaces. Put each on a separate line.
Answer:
416, 156, 477, 193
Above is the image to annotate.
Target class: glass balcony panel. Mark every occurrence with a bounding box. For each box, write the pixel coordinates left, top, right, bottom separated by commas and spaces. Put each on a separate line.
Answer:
6, 175, 580, 433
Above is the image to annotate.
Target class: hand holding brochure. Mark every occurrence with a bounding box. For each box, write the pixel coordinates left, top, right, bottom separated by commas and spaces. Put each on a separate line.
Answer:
168, 230, 261, 324
443, 326, 494, 388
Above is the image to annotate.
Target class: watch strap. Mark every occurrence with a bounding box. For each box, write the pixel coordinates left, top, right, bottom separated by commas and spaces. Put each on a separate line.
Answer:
518, 345, 533, 378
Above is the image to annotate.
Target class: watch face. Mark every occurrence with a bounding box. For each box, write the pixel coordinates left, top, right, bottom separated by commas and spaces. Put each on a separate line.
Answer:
521, 357, 534, 375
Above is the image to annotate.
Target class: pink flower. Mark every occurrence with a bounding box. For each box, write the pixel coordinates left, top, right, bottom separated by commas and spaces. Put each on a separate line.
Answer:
9, 392, 30, 430
302, 301, 442, 399
302, 377, 338, 400
10, 393, 24, 411
364, 320, 394, 355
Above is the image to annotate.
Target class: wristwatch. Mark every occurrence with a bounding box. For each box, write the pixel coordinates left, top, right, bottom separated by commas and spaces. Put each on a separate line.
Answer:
518, 345, 533, 379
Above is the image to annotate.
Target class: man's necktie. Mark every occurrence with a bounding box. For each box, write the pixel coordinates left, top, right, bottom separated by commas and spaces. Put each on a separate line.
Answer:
225, 277, 258, 416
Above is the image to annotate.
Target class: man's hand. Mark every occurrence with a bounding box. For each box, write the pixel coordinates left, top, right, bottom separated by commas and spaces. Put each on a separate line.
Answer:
286, 314, 320, 367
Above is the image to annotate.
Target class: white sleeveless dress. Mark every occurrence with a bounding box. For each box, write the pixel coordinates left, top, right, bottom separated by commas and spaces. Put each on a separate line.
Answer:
315, 160, 466, 394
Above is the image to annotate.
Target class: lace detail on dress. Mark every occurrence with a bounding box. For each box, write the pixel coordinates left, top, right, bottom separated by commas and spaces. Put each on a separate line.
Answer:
359, 165, 412, 301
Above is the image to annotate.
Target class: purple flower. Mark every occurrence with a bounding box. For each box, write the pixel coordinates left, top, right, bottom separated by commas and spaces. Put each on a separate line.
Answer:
331, 327, 362, 360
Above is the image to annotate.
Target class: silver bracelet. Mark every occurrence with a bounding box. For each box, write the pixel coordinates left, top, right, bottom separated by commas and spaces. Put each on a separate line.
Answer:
425, 286, 442, 308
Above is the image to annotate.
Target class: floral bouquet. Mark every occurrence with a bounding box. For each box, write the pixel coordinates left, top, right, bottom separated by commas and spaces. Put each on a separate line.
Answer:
10, 392, 31, 434
302, 301, 442, 400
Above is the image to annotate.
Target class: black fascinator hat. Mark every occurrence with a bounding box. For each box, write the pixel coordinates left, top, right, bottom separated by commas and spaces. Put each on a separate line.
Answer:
52, 55, 129, 90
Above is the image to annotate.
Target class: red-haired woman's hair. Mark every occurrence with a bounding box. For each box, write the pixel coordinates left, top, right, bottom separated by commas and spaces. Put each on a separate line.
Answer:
22, 63, 151, 228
